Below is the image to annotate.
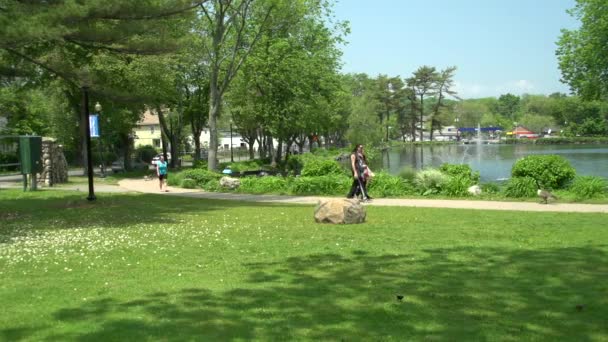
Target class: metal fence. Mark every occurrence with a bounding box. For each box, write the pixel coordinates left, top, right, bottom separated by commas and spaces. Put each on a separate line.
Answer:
0, 135, 20, 175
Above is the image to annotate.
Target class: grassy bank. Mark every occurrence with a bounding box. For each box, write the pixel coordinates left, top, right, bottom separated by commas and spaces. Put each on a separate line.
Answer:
1, 189, 607, 340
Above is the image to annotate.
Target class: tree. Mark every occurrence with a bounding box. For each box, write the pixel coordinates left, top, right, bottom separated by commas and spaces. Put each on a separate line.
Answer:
1, 1, 200, 168
429, 66, 458, 140
197, 0, 276, 170
398, 86, 419, 142
226, 0, 347, 161
372, 75, 405, 143
0, 1, 200, 85
519, 113, 556, 135
556, 0, 608, 100
493, 93, 521, 121
346, 96, 383, 147
407, 66, 437, 141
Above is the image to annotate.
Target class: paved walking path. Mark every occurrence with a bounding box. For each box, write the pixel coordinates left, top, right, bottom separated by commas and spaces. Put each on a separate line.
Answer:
4, 177, 606, 213
118, 179, 608, 213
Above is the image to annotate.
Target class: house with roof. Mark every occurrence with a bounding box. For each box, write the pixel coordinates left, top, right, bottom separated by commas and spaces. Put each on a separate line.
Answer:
133, 110, 162, 148
506, 125, 539, 139
133, 111, 244, 153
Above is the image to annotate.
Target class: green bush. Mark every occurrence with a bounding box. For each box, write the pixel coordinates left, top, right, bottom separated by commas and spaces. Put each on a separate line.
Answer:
285, 155, 304, 176
439, 163, 480, 182
367, 172, 415, 197
288, 175, 350, 196
181, 178, 197, 189
442, 175, 472, 197
223, 160, 265, 173
203, 179, 221, 192
300, 158, 344, 177
504, 177, 537, 198
173, 169, 222, 189
192, 159, 208, 169
511, 155, 576, 189
414, 169, 448, 195
481, 182, 501, 194
238, 176, 288, 194
135, 145, 157, 163
397, 166, 417, 182
569, 176, 607, 200
0, 152, 18, 171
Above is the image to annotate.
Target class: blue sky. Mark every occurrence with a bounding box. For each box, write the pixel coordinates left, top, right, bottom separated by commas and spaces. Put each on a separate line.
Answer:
332, 0, 580, 99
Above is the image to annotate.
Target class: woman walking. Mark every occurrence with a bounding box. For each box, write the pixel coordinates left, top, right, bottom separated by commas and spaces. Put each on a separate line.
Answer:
346, 144, 373, 202
156, 155, 168, 192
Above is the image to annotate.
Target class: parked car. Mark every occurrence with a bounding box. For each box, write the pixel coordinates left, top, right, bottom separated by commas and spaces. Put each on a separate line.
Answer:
151, 153, 171, 165
111, 158, 149, 173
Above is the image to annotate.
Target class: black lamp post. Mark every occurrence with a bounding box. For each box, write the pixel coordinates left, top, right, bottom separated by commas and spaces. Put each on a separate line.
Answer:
82, 86, 96, 201
229, 119, 234, 162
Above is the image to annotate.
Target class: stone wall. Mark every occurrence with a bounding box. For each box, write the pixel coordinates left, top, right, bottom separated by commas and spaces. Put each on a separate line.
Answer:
38, 138, 68, 186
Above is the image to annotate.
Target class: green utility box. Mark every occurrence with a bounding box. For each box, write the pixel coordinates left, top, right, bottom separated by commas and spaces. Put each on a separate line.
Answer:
19, 136, 42, 174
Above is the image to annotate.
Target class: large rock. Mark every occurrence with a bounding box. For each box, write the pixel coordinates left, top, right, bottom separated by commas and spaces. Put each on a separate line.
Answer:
220, 176, 241, 190
467, 185, 482, 196
314, 198, 366, 224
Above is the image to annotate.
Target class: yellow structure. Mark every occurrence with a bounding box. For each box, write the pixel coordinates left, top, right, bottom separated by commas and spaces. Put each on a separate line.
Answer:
133, 110, 162, 148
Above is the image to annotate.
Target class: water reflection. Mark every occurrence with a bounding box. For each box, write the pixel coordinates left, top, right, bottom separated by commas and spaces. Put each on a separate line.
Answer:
380, 144, 608, 181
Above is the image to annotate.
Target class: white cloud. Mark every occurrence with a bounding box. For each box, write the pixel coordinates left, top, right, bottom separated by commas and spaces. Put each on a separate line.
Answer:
453, 81, 485, 99
454, 79, 540, 99
495, 79, 536, 95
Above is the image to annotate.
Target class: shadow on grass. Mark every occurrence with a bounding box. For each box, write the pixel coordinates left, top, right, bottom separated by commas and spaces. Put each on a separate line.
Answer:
4, 246, 607, 340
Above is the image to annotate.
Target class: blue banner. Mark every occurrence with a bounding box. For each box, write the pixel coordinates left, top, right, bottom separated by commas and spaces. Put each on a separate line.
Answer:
89, 114, 99, 138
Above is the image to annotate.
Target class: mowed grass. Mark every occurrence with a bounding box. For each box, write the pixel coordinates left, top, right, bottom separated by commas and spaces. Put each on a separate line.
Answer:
1, 189, 607, 341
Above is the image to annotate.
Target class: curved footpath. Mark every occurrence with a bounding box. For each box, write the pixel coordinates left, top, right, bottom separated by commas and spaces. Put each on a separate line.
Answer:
118, 179, 608, 213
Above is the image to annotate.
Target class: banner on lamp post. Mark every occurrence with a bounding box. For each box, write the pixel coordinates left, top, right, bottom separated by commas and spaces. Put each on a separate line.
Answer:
89, 114, 99, 138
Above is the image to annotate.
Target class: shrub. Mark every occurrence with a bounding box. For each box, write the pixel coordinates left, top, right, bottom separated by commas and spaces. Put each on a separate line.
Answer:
174, 169, 222, 189
511, 155, 576, 189
181, 178, 197, 189
95, 151, 117, 166
288, 175, 351, 196
203, 179, 221, 192
300, 158, 344, 177
135, 145, 157, 163
238, 176, 288, 194
504, 177, 537, 198
367, 172, 415, 197
285, 155, 304, 176
414, 169, 448, 195
221, 159, 265, 173
442, 175, 472, 197
569, 176, 607, 200
192, 159, 208, 169
481, 182, 501, 194
397, 166, 417, 182
439, 163, 480, 182
0, 152, 18, 171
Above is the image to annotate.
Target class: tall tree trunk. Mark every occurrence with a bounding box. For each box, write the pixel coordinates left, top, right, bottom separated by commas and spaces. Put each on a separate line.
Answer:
156, 105, 173, 168
248, 143, 255, 159
419, 94, 425, 142
273, 138, 283, 167
207, 85, 220, 170
193, 135, 201, 162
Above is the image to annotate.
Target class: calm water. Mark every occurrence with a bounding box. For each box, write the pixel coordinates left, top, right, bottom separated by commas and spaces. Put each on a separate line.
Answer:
379, 144, 608, 181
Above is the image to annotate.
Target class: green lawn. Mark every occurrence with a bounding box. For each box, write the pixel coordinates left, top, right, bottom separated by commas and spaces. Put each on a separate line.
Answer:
1, 189, 607, 341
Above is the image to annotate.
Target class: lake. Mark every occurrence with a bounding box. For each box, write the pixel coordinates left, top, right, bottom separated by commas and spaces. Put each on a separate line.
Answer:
379, 144, 608, 182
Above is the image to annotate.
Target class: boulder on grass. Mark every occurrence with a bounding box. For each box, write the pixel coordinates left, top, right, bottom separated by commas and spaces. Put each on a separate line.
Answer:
314, 198, 366, 224
220, 176, 240, 190
467, 184, 482, 196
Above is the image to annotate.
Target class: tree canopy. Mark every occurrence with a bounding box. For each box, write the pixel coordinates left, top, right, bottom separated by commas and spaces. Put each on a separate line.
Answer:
556, 0, 608, 100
